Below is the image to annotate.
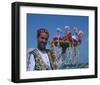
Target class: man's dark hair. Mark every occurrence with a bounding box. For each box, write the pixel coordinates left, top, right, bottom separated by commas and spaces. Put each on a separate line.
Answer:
37, 28, 49, 38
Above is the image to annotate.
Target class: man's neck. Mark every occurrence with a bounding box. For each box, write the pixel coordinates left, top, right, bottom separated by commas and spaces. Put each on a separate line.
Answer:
38, 47, 47, 53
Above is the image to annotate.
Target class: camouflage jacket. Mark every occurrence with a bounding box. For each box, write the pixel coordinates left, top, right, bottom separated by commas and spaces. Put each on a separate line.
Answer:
31, 48, 58, 70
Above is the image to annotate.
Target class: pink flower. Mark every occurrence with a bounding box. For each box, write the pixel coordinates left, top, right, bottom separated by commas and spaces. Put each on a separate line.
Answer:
57, 27, 62, 32
74, 26, 78, 32
65, 25, 70, 30
78, 30, 84, 39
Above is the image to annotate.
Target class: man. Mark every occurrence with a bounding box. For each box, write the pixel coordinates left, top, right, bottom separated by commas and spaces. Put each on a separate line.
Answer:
27, 28, 58, 70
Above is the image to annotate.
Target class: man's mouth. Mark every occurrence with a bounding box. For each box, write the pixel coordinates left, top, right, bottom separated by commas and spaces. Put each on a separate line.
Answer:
40, 43, 45, 46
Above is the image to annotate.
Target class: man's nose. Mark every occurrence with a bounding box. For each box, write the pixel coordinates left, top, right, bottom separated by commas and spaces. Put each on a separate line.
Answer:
42, 39, 46, 43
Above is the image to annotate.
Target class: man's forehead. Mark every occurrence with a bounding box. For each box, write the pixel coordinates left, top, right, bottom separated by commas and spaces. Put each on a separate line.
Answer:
40, 32, 48, 37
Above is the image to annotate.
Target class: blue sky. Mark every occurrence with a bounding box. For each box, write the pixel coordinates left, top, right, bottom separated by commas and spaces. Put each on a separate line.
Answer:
27, 13, 89, 64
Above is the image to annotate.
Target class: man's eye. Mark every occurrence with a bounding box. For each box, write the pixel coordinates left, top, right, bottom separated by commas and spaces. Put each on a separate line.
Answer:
41, 37, 44, 39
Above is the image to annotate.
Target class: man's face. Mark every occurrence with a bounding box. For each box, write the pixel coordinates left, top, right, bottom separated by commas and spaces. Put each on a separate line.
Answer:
38, 32, 48, 50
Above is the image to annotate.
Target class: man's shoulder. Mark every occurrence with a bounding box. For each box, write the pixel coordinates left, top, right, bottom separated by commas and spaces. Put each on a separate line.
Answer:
27, 48, 51, 54
27, 48, 37, 55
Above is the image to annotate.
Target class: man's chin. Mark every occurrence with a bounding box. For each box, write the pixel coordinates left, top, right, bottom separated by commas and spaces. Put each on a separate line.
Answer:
39, 46, 45, 50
